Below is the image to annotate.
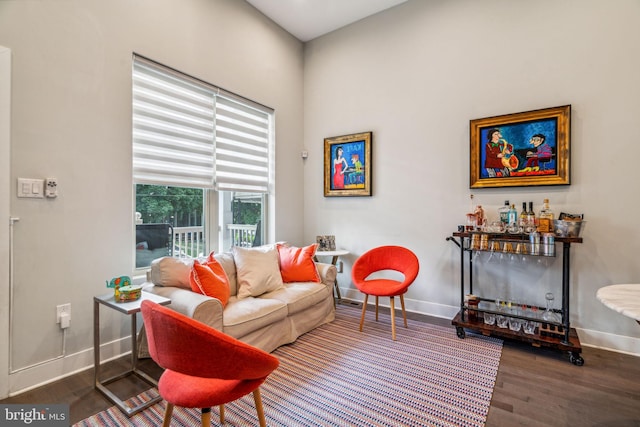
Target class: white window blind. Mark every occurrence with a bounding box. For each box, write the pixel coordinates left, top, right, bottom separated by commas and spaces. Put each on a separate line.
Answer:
132, 55, 272, 192
215, 96, 271, 193
133, 57, 215, 188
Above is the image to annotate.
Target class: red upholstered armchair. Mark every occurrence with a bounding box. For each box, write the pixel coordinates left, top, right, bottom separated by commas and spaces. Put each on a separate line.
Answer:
351, 246, 420, 340
140, 300, 279, 427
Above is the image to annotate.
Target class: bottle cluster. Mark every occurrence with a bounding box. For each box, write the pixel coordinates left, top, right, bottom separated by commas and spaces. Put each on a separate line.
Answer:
464, 195, 559, 237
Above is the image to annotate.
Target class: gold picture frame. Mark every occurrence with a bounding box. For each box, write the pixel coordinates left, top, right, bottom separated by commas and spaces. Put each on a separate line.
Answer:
470, 105, 571, 188
324, 131, 372, 197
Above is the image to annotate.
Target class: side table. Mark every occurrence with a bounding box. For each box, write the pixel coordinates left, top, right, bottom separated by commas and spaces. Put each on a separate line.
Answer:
94, 291, 171, 416
315, 249, 349, 300
596, 284, 640, 325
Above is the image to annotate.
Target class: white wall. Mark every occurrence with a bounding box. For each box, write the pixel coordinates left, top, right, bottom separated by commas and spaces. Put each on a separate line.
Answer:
304, 0, 640, 353
0, 0, 304, 395
0, 46, 12, 397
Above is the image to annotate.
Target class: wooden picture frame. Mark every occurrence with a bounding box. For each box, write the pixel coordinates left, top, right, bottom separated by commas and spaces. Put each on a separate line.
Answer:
324, 131, 372, 197
470, 105, 571, 188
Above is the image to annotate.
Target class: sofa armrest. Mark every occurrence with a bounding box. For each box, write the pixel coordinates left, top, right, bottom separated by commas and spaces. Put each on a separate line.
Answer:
315, 262, 337, 288
142, 283, 224, 331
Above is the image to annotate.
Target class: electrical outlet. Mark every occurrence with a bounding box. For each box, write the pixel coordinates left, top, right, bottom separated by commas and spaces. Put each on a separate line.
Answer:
56, 303, 71, 324
45, 177, 58, 198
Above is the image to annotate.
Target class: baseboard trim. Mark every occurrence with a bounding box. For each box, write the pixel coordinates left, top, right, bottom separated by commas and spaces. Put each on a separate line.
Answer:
575, 327, 640, 357
8, 336, 131, 397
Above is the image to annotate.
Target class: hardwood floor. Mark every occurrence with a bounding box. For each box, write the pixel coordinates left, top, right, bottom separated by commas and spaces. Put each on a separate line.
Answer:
0, 357, 165, 425
2, 304, 639, 426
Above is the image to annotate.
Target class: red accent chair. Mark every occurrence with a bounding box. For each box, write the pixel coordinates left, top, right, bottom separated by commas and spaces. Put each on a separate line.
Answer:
351, 246, 420, 340
140, 300, 279, 427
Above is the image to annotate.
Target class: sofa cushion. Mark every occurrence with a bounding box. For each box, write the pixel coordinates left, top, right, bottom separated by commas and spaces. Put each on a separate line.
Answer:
189, 259, 230, 307
222, 296, 287, 338
213, 252, 238, 296
150, 256, 191, 289
233, 245, 284, 299
277, 243, 321, 283
264, 282, 331, 315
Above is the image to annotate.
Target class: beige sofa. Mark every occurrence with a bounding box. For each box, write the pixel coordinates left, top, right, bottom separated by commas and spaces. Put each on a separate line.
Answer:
140, 246, 337, 354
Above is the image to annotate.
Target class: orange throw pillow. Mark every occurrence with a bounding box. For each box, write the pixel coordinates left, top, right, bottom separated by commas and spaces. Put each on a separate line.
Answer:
277, 243, 321, 283
189, 258, 230, 307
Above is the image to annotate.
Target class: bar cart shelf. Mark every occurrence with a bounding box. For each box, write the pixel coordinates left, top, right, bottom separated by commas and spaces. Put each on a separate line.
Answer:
447, 231, 584, 366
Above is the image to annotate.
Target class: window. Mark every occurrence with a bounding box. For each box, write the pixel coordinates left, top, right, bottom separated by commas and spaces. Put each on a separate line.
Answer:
134, 185, 205, 268
132, 55, 273, 268
219, 191, 265, 250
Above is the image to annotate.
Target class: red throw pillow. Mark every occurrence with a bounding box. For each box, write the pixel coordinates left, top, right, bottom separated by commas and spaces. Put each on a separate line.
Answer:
190, 258, 230, 307
277, 243, 321, 283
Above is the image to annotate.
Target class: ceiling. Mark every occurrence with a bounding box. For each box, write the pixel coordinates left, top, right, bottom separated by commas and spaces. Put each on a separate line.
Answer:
246, 0, 408, 42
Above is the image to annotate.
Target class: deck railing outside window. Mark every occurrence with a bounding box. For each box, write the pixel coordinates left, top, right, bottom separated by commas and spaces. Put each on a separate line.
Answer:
172, 226, 205, 259
227, 224, 258, 248
172, 224, 257, 259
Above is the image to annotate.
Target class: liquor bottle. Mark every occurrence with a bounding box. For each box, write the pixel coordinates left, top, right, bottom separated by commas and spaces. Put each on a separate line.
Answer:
527, 201, 536, 232
507, 204, 518, 226
538, 198, 554, 232
519, 202, 528, 229
498, 200, 510, 225
474, 205, 485, 229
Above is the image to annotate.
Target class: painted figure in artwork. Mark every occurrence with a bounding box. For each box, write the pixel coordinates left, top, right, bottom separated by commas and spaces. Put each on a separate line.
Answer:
520, 133, 552, 172
333, 146, 348, 189
347, 153, 364, 184
351, 153, 363, 172
484, 128, 517, 177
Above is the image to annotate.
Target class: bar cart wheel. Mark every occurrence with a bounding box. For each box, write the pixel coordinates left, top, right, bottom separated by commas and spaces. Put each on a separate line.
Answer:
569, 352, 584, 366
456, 326, 466, 339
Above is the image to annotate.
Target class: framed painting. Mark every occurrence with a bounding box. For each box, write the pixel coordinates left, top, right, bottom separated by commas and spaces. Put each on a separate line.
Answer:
324, 131, 372, 197
470, 105, 571, 188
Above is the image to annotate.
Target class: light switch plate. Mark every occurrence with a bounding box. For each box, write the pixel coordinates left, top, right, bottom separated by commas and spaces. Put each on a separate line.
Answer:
17, 178, 44, 198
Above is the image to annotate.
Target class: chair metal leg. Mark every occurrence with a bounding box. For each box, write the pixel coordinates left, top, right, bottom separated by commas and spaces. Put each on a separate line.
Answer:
162, 403, 174, 427
390, 297, 397, 340
359, 294, 368, 331
219, 404, 225, 424
201, 407, 211, 427
400, 294, 408, 328
375, 296, 379, 321
254, 388, 267, 427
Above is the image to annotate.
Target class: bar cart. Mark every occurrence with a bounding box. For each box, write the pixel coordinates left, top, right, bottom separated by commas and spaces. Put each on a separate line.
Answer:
447, 231, 584, 366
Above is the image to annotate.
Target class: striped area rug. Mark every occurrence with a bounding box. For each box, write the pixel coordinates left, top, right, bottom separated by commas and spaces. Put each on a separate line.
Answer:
76, 304, 503, 427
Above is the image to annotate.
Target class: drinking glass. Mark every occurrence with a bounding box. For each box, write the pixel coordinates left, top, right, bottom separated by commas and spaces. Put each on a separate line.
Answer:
496, 313, 509, 328
495, 297, 509, 328
484, 311, 496, 325
480, 301, 495, 325
523, 319, 537, 334
508, 305, 523, 332
487, 241, 500, 263
522, 303, 539, 334
471, 233, 481, 250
